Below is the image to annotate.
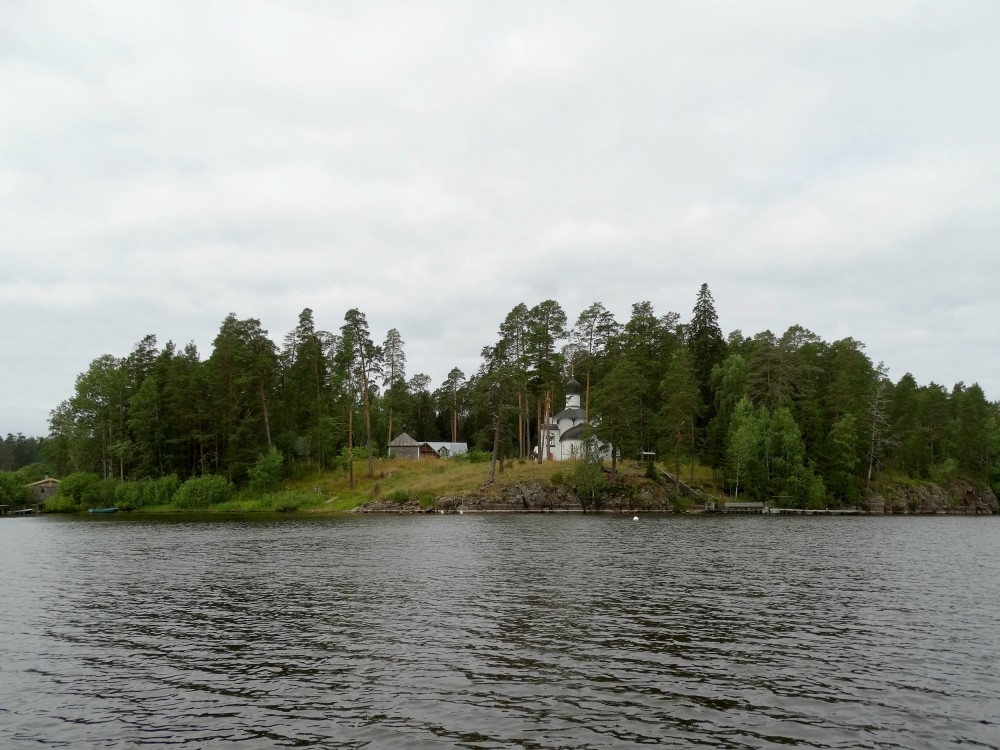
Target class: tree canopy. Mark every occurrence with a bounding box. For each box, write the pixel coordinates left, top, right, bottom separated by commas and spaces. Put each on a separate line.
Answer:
22, 287, 1000, 507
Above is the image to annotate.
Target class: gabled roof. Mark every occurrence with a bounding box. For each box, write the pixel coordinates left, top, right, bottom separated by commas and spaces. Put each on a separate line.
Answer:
422, 442, 469, 456
388, 432, 420, 447
27, 477, 59, 486
553, 407, 586, 422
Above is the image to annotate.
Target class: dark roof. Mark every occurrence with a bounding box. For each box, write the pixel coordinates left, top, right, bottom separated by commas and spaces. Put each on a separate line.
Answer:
565, 377, 582, 394
553, 407, 586, 422
560, 424, 590, 441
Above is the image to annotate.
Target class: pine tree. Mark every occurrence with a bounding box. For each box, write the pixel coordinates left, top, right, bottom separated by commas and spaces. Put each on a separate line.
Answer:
381, 328, 407, 445
687, 283, 726, 425
570, 302, 619, 420
341, 309, 382, 479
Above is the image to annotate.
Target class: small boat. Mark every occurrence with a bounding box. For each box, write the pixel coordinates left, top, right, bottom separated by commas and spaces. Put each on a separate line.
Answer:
87, 507, 119, 514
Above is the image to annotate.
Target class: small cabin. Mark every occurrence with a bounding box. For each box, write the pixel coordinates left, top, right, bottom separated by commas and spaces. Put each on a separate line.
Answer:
27, 477, 60, 509
388, 433, 468, 459
387, 432, 421, 459
421, 442, 468, 459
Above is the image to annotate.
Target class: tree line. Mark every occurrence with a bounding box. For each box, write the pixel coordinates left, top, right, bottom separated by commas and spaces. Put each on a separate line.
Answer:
17, 285, 1000, 506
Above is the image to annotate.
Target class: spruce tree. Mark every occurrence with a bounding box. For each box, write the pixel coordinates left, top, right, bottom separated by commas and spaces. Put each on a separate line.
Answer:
687, 283, 726, 427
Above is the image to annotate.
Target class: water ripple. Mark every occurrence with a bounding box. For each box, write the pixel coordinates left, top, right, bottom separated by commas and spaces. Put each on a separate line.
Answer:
1, 514, 998, 748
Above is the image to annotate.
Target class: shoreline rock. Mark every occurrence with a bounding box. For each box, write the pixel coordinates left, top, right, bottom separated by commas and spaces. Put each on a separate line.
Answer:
353, 478, 998, 515
864, 480, 997, 515
354, 478, 674, 514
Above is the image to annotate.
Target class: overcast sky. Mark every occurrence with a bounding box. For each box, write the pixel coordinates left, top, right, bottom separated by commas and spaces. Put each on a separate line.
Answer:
2, 1, 999, 438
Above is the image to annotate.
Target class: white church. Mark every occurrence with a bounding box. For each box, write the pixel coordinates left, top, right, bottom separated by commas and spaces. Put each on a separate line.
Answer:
536, 377, 606, 461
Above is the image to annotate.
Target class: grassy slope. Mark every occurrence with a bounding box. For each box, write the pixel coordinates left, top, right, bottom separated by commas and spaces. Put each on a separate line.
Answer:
289, 457, 574, 512
117, 457, 725, 513
276, 456, 724, 513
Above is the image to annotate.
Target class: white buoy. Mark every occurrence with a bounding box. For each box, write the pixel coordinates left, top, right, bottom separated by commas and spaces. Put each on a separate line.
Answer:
633, 516, 639, 521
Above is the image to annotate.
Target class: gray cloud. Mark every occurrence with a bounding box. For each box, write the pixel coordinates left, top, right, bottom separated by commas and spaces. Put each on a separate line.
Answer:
3, 1, 999, 435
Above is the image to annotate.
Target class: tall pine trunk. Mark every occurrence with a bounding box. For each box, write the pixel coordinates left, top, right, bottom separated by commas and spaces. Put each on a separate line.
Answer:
347, 406, 354, 490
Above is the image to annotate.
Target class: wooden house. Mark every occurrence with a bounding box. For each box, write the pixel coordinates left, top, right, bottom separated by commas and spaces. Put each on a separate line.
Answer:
388, 433, 468, 459
27, 476, 60, 512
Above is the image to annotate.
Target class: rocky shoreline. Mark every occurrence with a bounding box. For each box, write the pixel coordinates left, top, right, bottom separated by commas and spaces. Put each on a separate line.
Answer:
353, 478, 998, 515
863, 480, 997, 515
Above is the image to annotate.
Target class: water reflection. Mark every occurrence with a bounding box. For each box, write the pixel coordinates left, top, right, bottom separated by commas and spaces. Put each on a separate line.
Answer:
1, 514, 998, 748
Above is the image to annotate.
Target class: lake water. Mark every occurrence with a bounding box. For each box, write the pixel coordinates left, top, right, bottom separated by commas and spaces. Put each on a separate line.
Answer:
1, 513, 998, 749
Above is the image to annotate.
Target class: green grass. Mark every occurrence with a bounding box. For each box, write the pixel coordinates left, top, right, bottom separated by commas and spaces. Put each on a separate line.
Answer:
54, 456, 728, 514
288, 456, 577, 512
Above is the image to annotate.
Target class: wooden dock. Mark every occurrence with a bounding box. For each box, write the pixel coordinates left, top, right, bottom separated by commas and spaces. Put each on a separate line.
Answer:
766, 507, 861, 515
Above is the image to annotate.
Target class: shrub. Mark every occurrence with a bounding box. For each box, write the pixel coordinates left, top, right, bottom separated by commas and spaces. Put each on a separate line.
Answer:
457, 449, 491, 464
58, 472, 103, 509
930, 458, 959, 485
110, 475, 181, 510
0, 472, 33, 508
388, 488, 410, 504
42, 493, 81, 513
173, 475, 234, 509
114, 481, 143, 511
153, 474, 181, 504
249, 447, 284, 493
669, 494, 691, 513
266, 490, 312, 512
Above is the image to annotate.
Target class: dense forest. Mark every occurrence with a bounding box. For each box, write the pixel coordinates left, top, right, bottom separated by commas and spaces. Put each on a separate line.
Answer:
7, 284, 1000, 506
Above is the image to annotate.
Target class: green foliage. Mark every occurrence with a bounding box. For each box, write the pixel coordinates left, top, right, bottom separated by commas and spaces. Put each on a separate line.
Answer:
154, 474, 181, 504
929, 458, 959, 485
573, 434, 607, 510
113, 481, 143, 511
550, 471, 565, 485
387, 488, 411, 504
42, 493, 81, 513
0, 472, 33, 508
825, 414, 861, 502
660, 347, 702, 488
688, 283, 726, 422
341, 445, 378, 463
705, 354, 749, 469
788, 467, 827, 508
669, 493, 691, 513
173, 475, 234, 509
13, 463, 48, 484
266, 490, 313, 512
111, 474, 181, 510
1, 434, 45, 472
593, 360, 644, 473
724, 399, 820, 504
57, 472, 103, 510
725, 398, 763, 499
456, 449, 491, 464
35, 289, 1000, 503
249, 447, 284, 493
